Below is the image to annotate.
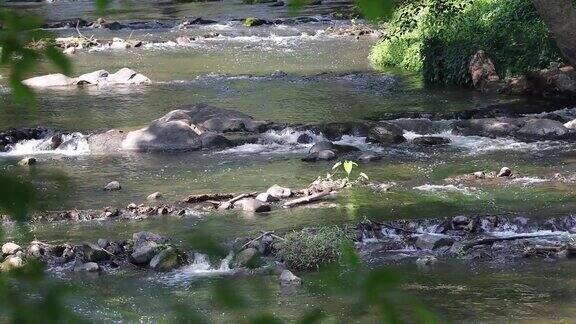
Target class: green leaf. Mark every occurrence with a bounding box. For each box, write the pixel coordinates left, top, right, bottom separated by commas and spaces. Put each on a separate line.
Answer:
44, 46, 72, 75
357, 0, 394, 21
343, 161, 354, 176
0, 173, 35, 222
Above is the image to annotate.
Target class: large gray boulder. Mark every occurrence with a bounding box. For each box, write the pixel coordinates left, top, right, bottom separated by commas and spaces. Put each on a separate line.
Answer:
515, 119, 573, 141
415, 233, 454, 250
149, 247, 184, 272
82, 243, 111, 263
452, 118, 522, 138
130, 241, 160, 265
367, 122, 405, 144
22, 73, 76, 88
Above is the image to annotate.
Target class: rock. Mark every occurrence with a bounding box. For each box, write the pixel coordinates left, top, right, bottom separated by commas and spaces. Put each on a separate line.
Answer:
367, 122, 405, 145
266, 185, 292, 198
130, 241, 160, 265
176, 36, 193, 45
63, 47, 76, 55
279, 269, 301, 286
296, 133, 314, 144
22, 73, 76, 88
391, 119, 446, 134
1, 255, 25, 271
75, 70, 109, 85
82, 243, 111, 263
149, 247, 183, 272
18, 157, 37, 166
244, 17, 266, 27
415, 255, 438, 268
515, 119, 572, 141
147, 192, 162, 201
87, 129, 127, 153
106, 243, 123, 255
469, 50, 500, 92
110, 38, 129, 49
234, 247, 260, 268
309, 141, 334, 155
258, 234, 274, 256
497, 167, 512, 177
97, 239, 109, 249
199, 132, 233, 149
412, 136, 451, 146
234, 198, 271, 213
473, 171, 486, 179
74, 261, 100, 272
132, 231, 168, 249
107, 68, 151, 85
256, 192, 280, 203
452, 118, 521, 138
2, 242, 22, 255
564, 119, 576, 130
452, 216, 471, 230
317, 150, 336, 160
415, 233, 454, 250
104, 181, 121, 191
358, 151, 381, 163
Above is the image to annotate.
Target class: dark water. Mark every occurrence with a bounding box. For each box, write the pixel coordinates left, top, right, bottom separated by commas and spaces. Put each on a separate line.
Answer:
2, 1, 576, 322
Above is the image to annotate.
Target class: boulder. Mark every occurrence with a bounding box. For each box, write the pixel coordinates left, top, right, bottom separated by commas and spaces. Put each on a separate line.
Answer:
392, 119, 447, 134
2, 242, 22, 255
104, 181, 121, 191
367, 122, 405, 144
564, 119, 576, 130
97, 239, 109, 249
107, 68, 151, 85
82, 243, 111, 263
122, 120, 202, 151
415, 233, 454, 250
75, 70, 109, 85
74, 261, 100, 272
358, 151, 381, 163
234, 247, 261, 268
22, 73, 76, 88
132, 231, 168, 249
412, 136, 451, 146
199, 132, 233, 149
279, 269, 302, 286
317, 150, 336, 160
149, 247, 183, 272
18, 157, 37, 166
515, 119, 572, 141
296, 133, 314, 144
130, 241, 160, 265
497, 167, 512, 177
452, 118, 522, 138
309, 141, 334, 154
87, 129, 127, 153
233, 198, 271, 213
256, 192, 280, 203
1, 255, 25, 271
147, 192, 162, 201
266, 185, 292, 198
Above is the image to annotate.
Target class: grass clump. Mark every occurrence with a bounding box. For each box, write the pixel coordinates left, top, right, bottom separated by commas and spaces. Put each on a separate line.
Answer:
370, 0, 563, 85
278, 226, 354, 271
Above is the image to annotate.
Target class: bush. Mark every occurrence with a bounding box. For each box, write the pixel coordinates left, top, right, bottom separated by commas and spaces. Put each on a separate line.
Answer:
278, 226, 354, 271
370, 0, 563, 85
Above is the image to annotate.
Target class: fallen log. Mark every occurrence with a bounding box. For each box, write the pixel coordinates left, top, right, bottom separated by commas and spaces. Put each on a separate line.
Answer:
184, 193, 234, 204
283, 190, 333, 208
463, 232, 566, 250
218, 192, 258, 210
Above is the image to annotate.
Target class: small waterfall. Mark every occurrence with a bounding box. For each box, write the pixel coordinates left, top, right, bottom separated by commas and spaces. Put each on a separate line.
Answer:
1, 132, 90, 156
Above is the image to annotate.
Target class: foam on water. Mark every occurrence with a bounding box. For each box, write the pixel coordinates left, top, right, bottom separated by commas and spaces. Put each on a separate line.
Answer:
1, 133, 90, 156
510, 176, 549, 186
414, 184, 478, 196
159, 252, 234, 286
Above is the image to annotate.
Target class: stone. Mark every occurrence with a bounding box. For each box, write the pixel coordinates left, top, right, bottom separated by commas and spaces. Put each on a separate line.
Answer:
22, 73, 76, 88
258, 234, 274, 256
565, 119, 576, 130
97, 239, 109, 249
317, 150, 336, 160
497, 167, 512, 177
130, 241, 160, 265
2, 242, 22, 255
149, 247, 183, 272
279, 269, 302, 286
82, 243, 111, 263
256, 192, 280, 203
469, 50, 500, 92
415, 233, 454, 250
18, 157, 37, 166
132, 231, 168, 249
309, 141, 334, 155
415, 255, 438, 268
367, 122, 405, 145
106, 243, 123, 255
244, 17, 266, 27
516, 119, 572, 141
74, 261, 100, 272
412, 136, 451, 146
107, 68, 151, 85
296, 133, 314, 144
75, 70, 109, 85
104, 181, 121, 191
199, 132, 233, 149
63, 47, 76, 55
233, 198, 271, 213
473, 171, 486, 179
147, 192, 162, 201
234, 247, 260, 268
358, 151, 381, 163
266, 185, 292, 198
452, 216, 471, 230
1, 255, 25, 271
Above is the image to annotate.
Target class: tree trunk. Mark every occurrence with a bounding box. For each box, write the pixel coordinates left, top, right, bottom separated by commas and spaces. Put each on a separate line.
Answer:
533, 0, 576, 68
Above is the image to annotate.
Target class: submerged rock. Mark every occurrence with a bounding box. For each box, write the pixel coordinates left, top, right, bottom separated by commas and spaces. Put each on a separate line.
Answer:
279, 269, 302, 286
104, 181, 121, 191
412, 136, 451, 146
415, 233, 454, 250
18, 157, 37, 167
82, 243, 111, 263
367, 122, 405, 145
358, 151, 381, 163
415, 255, 438, 268
149, 247, 183, 272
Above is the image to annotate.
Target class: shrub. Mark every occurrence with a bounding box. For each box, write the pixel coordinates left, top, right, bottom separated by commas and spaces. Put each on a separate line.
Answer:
278, 226, 354, 271
370, 0, 563, 85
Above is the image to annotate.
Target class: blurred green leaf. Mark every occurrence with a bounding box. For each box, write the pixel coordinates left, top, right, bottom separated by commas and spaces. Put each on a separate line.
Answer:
357, 0, 394, 21
44, 46, 73, 75
0, 173, 35, 221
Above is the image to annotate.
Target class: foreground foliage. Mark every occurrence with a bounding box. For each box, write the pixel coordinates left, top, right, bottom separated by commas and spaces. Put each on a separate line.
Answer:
370, 0, 563, 85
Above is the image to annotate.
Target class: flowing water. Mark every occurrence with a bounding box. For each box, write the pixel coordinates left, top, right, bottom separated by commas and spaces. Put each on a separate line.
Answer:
2, 1, 576, 322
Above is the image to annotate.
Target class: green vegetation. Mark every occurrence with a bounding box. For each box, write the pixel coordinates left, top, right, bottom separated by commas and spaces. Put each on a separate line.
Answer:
278, 226, 354, 271
370, 0, 563, 85
243, 17, 265, 27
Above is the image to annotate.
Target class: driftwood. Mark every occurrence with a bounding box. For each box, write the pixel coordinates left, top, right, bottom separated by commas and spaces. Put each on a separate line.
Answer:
463, 232, 566, 249
240, 231, 285, 250
184, 193, 234, 204
283, 190, 333, 208
218, 192, 258, 210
